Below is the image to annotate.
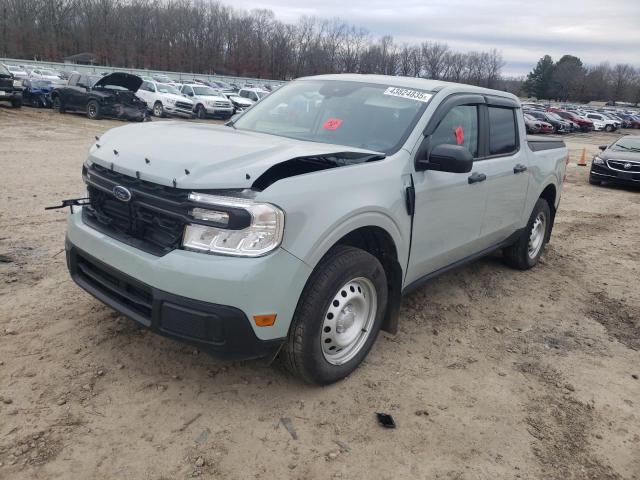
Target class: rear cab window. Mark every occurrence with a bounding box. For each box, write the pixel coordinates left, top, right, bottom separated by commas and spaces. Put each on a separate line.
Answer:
488, 107, 518, 156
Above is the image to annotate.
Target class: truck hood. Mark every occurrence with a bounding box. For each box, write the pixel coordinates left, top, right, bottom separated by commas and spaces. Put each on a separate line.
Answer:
94, 72, 143, 92
195, 94, 229, 102
600, 150, 640, 161
89, 122, 382, 190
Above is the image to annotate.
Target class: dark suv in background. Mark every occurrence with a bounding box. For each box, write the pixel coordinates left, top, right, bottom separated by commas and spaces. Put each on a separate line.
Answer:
0, 63, 23, 108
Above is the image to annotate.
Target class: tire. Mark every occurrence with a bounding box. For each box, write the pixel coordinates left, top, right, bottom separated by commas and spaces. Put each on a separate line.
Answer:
282, 246, 388, 385
86, 99, 100, 120
605, 124, 613, 132
153, 101, 164, 117
11, 98, 22, 108
589, 176, 601, 186
196, 104, 207, 119
52, 95, 65, 113
503, 198, 552, 270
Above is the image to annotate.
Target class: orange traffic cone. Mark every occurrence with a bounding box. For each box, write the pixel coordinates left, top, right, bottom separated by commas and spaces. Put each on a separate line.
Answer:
577, 148, 587, 166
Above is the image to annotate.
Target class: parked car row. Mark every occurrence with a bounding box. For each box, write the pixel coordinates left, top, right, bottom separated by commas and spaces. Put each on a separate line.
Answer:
2, 70, 272, 121
523, 101, 640, 135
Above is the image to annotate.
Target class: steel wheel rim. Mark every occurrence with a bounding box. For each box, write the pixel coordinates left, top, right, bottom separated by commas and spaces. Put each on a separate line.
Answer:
321, 277, 377, 366
528, 211, 546, 259
154, 104, 162, 116
88, 103, 97, 117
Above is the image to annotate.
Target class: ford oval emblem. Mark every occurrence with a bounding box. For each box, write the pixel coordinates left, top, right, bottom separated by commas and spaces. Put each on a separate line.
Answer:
113, 185, 132, 202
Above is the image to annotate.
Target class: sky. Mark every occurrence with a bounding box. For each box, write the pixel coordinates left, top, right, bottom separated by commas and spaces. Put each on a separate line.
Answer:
230, 0, 640, 77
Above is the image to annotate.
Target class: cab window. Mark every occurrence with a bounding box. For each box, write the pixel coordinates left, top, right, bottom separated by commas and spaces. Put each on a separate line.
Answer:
488, 107, 518, 156
430, 105, 479, 158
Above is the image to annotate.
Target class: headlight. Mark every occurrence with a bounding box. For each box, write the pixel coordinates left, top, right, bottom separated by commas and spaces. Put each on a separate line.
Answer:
205, 100, 215, 107
183, 193, 285, 257
13, 79, 22, 87
166, 98, 176, 105
593, 156, 605, 165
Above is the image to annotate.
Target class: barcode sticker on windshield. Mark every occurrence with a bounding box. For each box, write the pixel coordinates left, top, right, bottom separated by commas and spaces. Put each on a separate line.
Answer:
383, 87, 432, 103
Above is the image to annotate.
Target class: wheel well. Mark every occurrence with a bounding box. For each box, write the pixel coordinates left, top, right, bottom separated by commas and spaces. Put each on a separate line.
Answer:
540, 184, 557, 241
334, 226, 402, 334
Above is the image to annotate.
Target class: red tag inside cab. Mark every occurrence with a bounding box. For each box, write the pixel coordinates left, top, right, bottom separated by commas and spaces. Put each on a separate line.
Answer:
454, 126, 464, 145
323, 118, 343, 130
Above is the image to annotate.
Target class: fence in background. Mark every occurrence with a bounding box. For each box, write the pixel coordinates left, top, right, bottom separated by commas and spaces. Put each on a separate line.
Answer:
0, 57, 283, 88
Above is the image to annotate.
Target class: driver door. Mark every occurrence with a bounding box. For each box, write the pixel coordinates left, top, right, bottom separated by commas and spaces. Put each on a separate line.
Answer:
405, 99, 489, 286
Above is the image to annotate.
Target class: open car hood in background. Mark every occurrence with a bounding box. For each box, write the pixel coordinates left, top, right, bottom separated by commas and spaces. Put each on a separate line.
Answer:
94, 72, 143, 92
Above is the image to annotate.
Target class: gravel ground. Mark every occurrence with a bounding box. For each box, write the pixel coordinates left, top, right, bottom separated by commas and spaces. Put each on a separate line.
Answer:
1, 106, 639, 480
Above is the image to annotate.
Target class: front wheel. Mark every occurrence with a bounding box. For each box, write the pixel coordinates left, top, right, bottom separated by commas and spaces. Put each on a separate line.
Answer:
196, 104, 207, 119
52, 96, 64, 113
153, 102, 164, 117
503, 198, 551, 270
86, 100, 100, 120
605, 124, 613, 132
282, 246, 388, 384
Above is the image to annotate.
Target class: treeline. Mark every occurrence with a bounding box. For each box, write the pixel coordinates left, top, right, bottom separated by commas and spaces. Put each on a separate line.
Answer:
525, 55, 639, 104
0, 0, 505, 88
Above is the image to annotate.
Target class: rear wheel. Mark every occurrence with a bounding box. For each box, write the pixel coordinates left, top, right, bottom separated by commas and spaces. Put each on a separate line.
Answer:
153, 101, 164, 117
503, 198, 551, 270
282, 246, 388, 385
86, 100, 100, 120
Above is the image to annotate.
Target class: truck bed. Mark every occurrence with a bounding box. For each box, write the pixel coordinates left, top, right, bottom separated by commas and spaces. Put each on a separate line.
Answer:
527, 135, 566, 152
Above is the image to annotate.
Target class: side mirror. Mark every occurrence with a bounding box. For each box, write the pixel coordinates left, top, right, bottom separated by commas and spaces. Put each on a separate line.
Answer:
598, 145, 607, 151
417, 144, 473, 174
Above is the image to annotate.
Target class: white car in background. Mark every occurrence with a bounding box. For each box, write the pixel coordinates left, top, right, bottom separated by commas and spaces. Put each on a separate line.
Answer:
136, 80, 194, 118
29, 68, 61, 81
3, 64, 28, 79
585, 113, 617, 132
180, 84, 234, 119
226, 93, 254, 114
237, 87, 269, 103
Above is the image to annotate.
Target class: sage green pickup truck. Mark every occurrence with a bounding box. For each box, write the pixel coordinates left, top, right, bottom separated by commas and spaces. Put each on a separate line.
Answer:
63, 74, 567, 384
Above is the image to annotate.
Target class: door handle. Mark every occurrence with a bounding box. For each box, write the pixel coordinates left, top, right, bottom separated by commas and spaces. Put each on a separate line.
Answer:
468, 172, 487, 184
513, 164, 528, 174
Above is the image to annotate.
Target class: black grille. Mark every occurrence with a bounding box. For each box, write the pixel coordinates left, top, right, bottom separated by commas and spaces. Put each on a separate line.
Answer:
83, 163, 190, 256
607, 160, 640, 173
175, 101, 193, 110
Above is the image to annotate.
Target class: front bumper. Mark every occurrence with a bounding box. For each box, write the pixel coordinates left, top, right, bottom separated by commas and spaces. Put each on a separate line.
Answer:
590, 163, 640, 186
164, 105, 194, 117
0, 89, 21, 102
66, 209, 313, 359
204, 106, 234, 117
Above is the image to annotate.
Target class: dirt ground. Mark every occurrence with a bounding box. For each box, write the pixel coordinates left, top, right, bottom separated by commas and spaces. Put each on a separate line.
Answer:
1, 106, 639, 480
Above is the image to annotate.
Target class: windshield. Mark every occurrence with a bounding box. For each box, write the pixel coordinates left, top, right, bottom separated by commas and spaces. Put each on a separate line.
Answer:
7, 65, 20, 72
154, 75, 171, 83
39, 69, 57, 76
157, 83, 180, 95
255, 90, 268, 99
547, 112, 563, 121
193, 86, 219, 96
233, 80, 431, 154
611, 137, 640, 152
0, 64, 9, 76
